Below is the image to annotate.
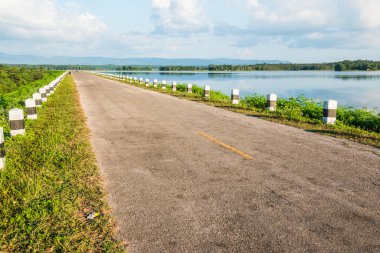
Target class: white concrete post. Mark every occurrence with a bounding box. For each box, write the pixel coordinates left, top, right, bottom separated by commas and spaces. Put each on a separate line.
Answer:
231, 89, 240, 105
33, 93, 42, 107
145, 79, 150, 87
25, 98, 37, 119
187, 84, 193, 93
323, 100, 337, 124
266, 93, 277, 111
140, 78, 143, 84
0, 127, 4, 169
9, 108, 25, 137
204, 85, 211, 98
45, 85, 51, 97
39, 88, 47, 102
49, 83, 55, 94
153, 79, 158, 88
134, 77, 137, 83
162, 80, 167, 89
172, 81, 177, 91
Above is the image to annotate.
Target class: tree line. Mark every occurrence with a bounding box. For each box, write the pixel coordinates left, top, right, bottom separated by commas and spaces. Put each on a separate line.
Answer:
4, 60, 380, 72
0, 65, 45, 93
115, 65, 154, 71
159, 60, 380, 72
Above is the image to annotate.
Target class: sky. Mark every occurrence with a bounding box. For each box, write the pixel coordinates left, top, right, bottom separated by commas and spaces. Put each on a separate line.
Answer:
0, 0, 380, 62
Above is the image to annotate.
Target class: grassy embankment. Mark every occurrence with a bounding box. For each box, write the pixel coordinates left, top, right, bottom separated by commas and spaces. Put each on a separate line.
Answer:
99, 75, 380, 149
0, 75, 124, 252
0, 70, 63, 133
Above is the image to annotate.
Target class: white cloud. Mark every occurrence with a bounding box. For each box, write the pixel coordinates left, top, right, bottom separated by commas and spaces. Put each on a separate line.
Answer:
116, 33, 180, 54
151, 0, 207, 34
0, 0, 106, 42
307, 32, 325, 40
350, 0, 380, 29
234, 0, 380, 49
245, 0, 333, 33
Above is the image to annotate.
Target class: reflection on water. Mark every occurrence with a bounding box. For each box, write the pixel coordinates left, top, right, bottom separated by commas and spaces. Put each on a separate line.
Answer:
105, 71, 380, 109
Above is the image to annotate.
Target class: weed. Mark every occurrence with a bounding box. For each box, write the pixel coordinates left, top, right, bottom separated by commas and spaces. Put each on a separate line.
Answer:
0, 76, 124, 252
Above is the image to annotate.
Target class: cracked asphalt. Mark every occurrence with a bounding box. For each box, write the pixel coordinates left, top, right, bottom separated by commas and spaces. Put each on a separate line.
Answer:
73, 72, 380, 253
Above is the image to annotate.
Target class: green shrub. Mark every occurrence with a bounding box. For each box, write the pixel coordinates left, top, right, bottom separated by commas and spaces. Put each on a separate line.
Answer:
0, 71, 63, 133
241, 94, 266, 110
337, 107, 380, 133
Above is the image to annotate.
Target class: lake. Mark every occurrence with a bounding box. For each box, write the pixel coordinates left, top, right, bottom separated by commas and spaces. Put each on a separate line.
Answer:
105, 71, 380, 110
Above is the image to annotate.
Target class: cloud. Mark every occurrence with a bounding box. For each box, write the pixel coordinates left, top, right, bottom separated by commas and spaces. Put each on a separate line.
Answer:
0, 0, 106, 42
151, 0, 208, 35
221, 0, 380, 50
350, 0, 380, 29
116, 33, 180, 54
245, 0, 333, 33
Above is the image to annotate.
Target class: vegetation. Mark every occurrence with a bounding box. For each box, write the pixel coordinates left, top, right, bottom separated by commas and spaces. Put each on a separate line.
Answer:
102, 75, 380, 148
240, 94, 380, 133
0, 69, 63, 131
8, 60, 380, 72
0, 75, 124, 252
115, 65, 154, 71
159, 60, 380, 72
0, 65, 46, 93
333, 60, 380, 71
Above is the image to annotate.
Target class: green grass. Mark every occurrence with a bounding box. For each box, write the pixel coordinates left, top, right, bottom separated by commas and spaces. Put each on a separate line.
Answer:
101, 75, 380, 149
241, 94, 380, 133
0, 71, 63, 133
0, 75, 125, 252
0, 65, 46, 94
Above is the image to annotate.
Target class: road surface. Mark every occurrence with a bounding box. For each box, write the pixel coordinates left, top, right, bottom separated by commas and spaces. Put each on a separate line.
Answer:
73, 72, 380, 252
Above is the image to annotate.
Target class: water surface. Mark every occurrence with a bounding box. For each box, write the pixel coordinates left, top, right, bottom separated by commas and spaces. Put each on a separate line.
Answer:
105, 71, 380, 110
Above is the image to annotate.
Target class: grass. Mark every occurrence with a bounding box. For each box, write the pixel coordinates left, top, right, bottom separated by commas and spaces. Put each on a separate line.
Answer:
100, 75, 380, 149
0, 75, 125, 252
0, 70, 63, 133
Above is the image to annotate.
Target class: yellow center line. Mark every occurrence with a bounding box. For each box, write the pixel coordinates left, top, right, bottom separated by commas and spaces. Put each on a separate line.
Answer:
197, 131, 254, 160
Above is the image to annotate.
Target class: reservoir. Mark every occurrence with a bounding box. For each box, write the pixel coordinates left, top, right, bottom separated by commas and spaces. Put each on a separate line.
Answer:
107, 71, 380, 110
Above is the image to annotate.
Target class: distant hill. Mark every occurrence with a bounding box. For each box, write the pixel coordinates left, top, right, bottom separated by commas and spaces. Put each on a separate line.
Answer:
0, 52, 288, 66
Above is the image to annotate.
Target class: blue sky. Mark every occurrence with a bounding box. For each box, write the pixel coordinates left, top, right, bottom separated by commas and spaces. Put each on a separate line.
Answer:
0, 0, 380, 62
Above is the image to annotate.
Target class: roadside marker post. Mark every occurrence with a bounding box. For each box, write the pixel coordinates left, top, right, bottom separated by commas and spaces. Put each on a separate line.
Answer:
49, 82, 55, 93
145, 79, 150, 87
323, 100, 337, 124
9, 108, 25, 137
33, 93, 42, 107
266, 93, 277, 111
187, 84, 193, 93
154, 79, 158, 88
172, 81, 177, 91
231, 89, 240, 105
162, 80, 167, 89
0, 127, 4, 169
25, 98, 37, 120
39, 88, 47, 102
204, 85, 211, 98
45, 85, 51, 97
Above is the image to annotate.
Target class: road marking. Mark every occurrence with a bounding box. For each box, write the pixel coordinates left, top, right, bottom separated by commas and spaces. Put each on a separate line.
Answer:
197, 131, 254, 160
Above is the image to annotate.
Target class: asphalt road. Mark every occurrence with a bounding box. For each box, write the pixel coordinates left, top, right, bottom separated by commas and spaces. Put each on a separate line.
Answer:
73, 72, 380, 252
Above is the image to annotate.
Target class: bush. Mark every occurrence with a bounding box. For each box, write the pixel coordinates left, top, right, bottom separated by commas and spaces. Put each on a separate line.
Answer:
0, 71, 63, 133
337, 107, 380, 133
241, 94, 266, 110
